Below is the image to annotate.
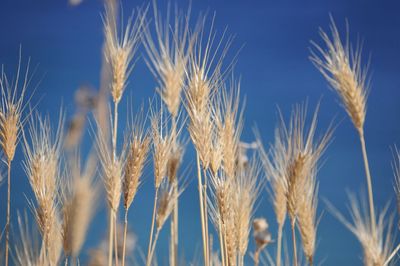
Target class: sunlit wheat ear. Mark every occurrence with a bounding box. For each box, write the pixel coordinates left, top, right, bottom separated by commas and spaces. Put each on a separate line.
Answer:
310, 19, 367, 132
151, 107, 175, 189
326, 194, 396, 266
184, 14, 234, 169
22, 112, 64, 245
143, 4, 194, 118
286, 103, 332, 222
62, 154, 99, 258
96, 125, 125, 212
156, 180, 182, 231
0, 56, 30, 163
103, 5, 146, 104
232, 158, 261, 260
213, 80, 244, 179
123, 111, 150, 210
209, 170, 236, 264
296, 171, 318, 265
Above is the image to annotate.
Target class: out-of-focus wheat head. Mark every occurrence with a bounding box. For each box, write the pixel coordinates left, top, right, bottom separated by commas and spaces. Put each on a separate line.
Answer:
0, 56, 29, 163
310, 19, 367, 133
167, 127, 185, 184
258, 120, 291, 228
143, 4, 193, 118
296, 171, 318, 265
124, 112, 150, 210
103, 5, 145, 104
62, 154, 98, 258
327, 194, 396, 266
151, 107, 174, 189
232, 158, 260, 258
22, 113, 63, 248
156, 181, 180, 231
96, 126, 125, 212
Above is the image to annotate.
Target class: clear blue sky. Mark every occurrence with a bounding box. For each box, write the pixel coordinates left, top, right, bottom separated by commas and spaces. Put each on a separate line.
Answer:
0, 0, 399, 265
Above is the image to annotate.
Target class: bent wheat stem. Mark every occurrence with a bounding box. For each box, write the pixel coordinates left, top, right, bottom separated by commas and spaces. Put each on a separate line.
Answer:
359, 130, 376, 239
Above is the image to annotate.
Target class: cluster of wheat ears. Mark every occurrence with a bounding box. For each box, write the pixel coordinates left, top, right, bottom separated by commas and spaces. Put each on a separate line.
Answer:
0, 1, 399, 266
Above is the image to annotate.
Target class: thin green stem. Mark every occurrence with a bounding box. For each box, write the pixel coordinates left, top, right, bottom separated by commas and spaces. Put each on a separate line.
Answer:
358, 130, 376, 239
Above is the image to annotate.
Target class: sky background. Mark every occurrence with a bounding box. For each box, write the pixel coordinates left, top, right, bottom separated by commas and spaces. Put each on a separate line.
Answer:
0, 0, 400, 265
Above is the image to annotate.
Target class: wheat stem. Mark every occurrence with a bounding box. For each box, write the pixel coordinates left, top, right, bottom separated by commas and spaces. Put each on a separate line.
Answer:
146, 188, 159, 266
218, 216, 226, 266
148, 230, 161, 266
108, 210, 114, 266
203, 167, 210, 265
358, 130, 376, 239
5, 160, 11, 266
114, 215, 119, 266
196, 153, 208, 266
291, 219, 298, 266
122, 209, 129, 266
276, 223, 283, 266
170, 179, 178, 266
65, 257, 68, 266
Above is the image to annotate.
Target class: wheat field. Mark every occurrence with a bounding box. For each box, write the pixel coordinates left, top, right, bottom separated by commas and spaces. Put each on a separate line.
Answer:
0, 0, 399, 266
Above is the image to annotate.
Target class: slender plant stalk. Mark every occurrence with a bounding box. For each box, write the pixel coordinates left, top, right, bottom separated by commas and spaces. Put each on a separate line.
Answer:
146, 188, 159, 266
65, 257, 68, 266
5, 161, 11, 266
148, 230, 161, 266
358, 130, 376, 239
114, 215, 119, 266
384, 243, 400, 266
203, 168, 210, 265
291, 220, 298, 266
170, 179, 178, 266
218, 216, 226, 266
122, 209, 129, 266
276, 223, 283, 266
108, 210, 115, 266
196, 153, 208, 266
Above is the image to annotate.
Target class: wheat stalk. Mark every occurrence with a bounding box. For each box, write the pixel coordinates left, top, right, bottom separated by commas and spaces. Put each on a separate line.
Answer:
0, 52, 30, 266
310, 19, 378, 242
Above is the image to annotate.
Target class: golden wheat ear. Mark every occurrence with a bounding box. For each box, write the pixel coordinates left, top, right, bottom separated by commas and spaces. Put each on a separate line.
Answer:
310, 18, 368, 133
103, 4, 147, 104
142, 2, 194, 118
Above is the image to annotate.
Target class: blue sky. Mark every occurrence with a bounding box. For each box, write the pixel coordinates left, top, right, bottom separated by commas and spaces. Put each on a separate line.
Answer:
0, 0, 399, 265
